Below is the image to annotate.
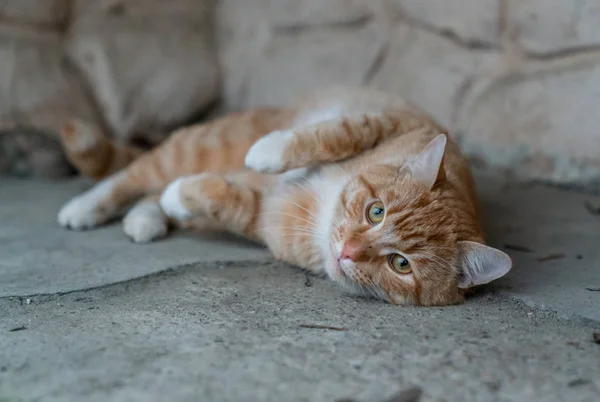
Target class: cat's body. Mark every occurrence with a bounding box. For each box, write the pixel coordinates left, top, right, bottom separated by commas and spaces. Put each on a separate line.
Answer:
58, 87, 511, 306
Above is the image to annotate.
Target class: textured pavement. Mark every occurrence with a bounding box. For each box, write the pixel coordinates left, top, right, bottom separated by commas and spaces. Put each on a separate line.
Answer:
1, 175, 599, 401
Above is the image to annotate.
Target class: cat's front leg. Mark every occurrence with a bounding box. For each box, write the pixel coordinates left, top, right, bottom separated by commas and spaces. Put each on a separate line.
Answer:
245, 118, 362, 174
245, 112, 434, 174
159, 177, 193, 222
59, 143, 178, 230
160, 173, 247, 225
122, 195, 169, 243
160, 172, 269, 242
244, 130, 294, 174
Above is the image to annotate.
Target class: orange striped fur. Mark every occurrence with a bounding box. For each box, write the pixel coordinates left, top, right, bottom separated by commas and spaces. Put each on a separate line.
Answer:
58, 87, 511, 306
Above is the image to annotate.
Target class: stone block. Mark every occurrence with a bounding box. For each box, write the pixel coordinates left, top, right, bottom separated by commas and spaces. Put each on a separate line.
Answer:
393, 0, 500, 45
509, 0, 600, 53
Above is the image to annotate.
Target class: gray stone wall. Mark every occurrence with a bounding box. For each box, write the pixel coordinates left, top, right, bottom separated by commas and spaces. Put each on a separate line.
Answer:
217, 0, 600, 186
1, 0, 599, 186
0, 0, 219, 178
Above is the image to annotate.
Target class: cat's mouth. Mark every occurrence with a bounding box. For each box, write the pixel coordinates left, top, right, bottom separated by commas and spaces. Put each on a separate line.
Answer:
327, 241, 347, 279
333, 257, 345, 274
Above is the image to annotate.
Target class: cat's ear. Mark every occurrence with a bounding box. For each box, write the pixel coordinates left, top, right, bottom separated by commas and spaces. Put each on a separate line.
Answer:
457, 241, 512, 288
407, 134, 447, 189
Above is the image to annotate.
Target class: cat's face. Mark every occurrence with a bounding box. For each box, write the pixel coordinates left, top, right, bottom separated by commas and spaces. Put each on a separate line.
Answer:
326, 165, 462, 305
323, 135, 512, 306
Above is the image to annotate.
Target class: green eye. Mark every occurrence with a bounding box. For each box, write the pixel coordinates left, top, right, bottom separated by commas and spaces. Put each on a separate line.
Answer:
390, 254, 411, 274
367, 201, 385, 224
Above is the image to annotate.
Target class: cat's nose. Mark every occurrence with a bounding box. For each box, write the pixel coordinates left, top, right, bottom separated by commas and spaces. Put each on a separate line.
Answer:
340, 241, 361, 261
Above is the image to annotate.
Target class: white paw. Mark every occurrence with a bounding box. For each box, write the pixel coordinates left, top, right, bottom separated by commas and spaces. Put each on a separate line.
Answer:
244, 130, 293, 173
123, 203, 168, 244
57, 195, 99, 230
57, 175, 120, 230
160, 178, 192, 221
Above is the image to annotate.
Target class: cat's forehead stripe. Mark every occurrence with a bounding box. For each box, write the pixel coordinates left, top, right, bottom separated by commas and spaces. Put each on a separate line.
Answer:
357, 174, 376, 198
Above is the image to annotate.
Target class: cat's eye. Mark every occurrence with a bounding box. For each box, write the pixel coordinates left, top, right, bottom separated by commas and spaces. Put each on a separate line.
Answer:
390, 254, 411, 274
367, 201, 385, 224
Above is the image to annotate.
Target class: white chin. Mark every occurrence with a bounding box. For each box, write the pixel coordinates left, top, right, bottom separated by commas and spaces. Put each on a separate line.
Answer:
325, 256, 345, 282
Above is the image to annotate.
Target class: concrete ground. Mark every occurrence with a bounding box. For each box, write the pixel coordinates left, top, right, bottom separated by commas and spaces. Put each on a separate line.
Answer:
1, 174, 599, 402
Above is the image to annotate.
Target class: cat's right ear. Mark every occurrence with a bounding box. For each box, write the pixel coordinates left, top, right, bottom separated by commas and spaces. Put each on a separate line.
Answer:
407, 134, 447, 189
457, 241, 513, 288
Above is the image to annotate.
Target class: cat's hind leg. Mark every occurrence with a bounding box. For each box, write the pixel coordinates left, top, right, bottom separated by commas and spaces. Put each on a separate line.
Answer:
123, 195, 219, 244
58, 125, 206, 230
58, 120, 153, 230
122, 195, 169, 244
58, 148, 174, 230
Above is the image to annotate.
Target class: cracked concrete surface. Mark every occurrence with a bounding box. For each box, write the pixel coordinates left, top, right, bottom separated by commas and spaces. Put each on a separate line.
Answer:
1, 174, 600, 401
0, 179, 269, 297
2, 263, 600, 402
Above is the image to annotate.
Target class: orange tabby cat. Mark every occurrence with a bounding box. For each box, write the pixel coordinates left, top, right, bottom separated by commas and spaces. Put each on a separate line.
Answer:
58, 87, 512, 306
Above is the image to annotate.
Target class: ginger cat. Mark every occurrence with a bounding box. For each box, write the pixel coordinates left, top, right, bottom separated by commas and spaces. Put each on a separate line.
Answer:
58, 87, 512, 306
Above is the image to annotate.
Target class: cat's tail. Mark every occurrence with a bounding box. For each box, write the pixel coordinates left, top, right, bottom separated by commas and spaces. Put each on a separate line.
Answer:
60, 120, 146, 181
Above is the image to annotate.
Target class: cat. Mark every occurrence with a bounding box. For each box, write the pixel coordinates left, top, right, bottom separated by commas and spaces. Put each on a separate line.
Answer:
57, 87, 512, 306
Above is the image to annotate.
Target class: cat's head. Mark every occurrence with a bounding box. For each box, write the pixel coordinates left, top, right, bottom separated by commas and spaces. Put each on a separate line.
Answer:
324, 134, 512, 305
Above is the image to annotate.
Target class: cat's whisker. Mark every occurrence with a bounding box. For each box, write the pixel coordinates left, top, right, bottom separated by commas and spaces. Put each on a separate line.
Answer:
329, 214, 341, 229
359, 284, 368, 299
294, 174, 344, 230
358, 282, 372, 299
338, 264, 378, 300
361, 283, 377, 300
330, 221, 343, 239
293, 179, 322, 204
285, 178, 343, 230
256, 226, 319, 237
361, 273, 386, 301
262, 229, 325, 238
279, 235, 329, 242
294, 241, 316, 248
267, 195, 321, 221
363, 277, 384, 300
249, 225, 326, 238
291, 179, 331, 223
257, 211, 317, 228
330, 160, 350, 178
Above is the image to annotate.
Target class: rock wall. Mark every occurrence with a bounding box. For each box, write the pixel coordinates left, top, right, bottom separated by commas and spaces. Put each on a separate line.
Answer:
0, 0, 219, 178
2, 0, 598, 185
217, 0, 600, 186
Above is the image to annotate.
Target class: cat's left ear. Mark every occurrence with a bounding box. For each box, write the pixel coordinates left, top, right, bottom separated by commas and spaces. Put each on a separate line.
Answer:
407, 134, 447, 189
457, 241, 513, 288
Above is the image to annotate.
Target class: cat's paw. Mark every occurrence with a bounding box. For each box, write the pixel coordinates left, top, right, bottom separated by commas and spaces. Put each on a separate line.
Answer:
58, 178, 118, 229
160, 177, 192, 221
245, 130, 293, 174
123, 202, 168, 244
58, 195, 100, 230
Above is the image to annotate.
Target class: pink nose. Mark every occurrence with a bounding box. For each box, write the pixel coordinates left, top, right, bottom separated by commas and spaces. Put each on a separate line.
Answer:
340, 241, 361, 261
